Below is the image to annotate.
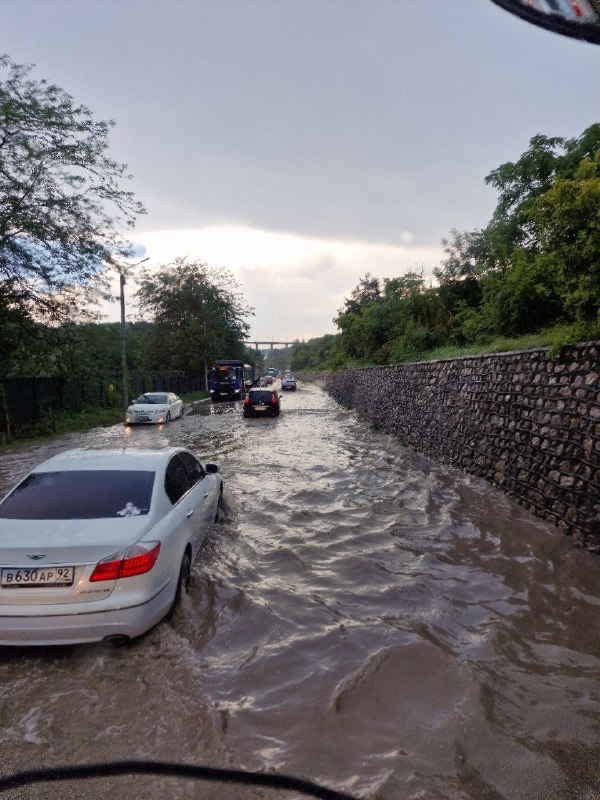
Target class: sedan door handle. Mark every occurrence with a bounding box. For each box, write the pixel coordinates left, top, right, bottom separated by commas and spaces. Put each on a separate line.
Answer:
186, 509, 194, 518
204, 493, 209, 498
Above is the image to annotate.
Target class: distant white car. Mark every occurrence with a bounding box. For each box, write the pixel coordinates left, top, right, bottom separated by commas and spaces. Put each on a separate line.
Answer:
0, 447, 223, 646
126, 392, 184, 425
281, 375, 297, 390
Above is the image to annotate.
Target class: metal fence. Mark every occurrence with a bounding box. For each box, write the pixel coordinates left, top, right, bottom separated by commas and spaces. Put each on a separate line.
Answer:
0, 372, 205, 435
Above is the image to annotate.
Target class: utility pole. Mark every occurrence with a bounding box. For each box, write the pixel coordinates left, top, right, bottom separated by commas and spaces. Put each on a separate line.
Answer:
120, 257, 149, 411
204, 318, 208, 392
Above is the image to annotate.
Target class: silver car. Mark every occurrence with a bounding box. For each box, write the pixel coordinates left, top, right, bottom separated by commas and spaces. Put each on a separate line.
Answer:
125, 392, 184, 425
0, 447, 222, 646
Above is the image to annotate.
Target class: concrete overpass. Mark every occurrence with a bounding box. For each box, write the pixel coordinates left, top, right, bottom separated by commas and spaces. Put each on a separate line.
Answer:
245, 340, 299, 350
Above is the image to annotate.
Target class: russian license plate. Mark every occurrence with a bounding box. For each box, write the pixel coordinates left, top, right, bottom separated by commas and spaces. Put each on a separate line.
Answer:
137, 415, 150, 421
1, 566, 75, 588
254, 404, 267, 411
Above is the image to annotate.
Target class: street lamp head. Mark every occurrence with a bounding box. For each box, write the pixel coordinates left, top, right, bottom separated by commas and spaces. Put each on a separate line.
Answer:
120, 256, 149, 286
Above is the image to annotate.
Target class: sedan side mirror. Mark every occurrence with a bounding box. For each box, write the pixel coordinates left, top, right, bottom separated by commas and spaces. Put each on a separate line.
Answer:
489, 0, 600, 44
205, 462, 220, 474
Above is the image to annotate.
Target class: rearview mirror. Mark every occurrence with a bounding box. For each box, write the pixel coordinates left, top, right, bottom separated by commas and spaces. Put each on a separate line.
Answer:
489, 0, 600, 44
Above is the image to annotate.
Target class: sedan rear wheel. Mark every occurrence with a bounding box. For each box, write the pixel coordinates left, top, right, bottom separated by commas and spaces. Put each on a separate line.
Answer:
215, 486, 224, 522
167, 551, 191, 619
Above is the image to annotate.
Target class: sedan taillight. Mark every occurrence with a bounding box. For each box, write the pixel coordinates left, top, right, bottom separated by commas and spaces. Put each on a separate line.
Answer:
243, 395, 250, 405
90, 542, 161, 581
271, 394, 278, 404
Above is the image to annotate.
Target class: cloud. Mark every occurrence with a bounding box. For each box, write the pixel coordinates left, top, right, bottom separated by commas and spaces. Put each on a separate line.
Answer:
101, 224, 445, 341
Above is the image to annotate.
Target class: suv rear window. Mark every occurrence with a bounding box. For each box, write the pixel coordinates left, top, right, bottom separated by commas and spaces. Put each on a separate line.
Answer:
250, 390, 276, 402
0, 470, 155, 519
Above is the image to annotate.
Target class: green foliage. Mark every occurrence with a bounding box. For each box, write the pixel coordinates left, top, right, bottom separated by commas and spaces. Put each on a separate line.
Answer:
0, 54, 145, 377
333, 269, 451, 364
135, 257, 253, 373
478, 250, 562, 337
242, 344, 263, 371
59, 322, 122, 377
528, 152, 600, 323
2, 405, 123, 448
178, 390, 209, 403
327, 123, 600, 370
388, 323, 444, 364
0, 55, 145, 322
484, 124, 600, 256
290, 335, 347, 371
337, 273, 381, 315
546, 318, 600, 358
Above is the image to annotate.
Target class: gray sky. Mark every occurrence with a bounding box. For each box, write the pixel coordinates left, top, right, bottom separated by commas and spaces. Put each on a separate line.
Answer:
2, 1, 599, 340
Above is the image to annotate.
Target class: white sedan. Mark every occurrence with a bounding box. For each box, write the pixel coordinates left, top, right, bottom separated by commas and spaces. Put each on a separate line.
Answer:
125, 392, 184, 425
0, 447, 223, 646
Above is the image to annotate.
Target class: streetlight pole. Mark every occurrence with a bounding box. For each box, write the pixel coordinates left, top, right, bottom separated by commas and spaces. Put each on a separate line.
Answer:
120, 257, 149, 411
203, 316, 208, 392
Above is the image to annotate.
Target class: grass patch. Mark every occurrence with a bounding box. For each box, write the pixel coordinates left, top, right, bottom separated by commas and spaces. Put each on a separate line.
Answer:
52, 406, 125, 434
180, 390, 209, 403
399, 327, 577, 364
0, 406, 124, 453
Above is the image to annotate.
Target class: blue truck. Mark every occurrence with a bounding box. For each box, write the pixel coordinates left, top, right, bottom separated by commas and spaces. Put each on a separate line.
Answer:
209, 360, 255, 402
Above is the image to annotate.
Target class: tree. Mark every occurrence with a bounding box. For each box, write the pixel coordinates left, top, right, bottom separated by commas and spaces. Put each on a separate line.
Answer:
528, 151, 600, 324
135, 258, 254, 374
338, 273, 381, 315
440, 124, 600, 342
290, 334, 346, 371
0, 282, 35, 376
435, 228, 493, 282
485, 134, 565, 224
478, 250, 562, 337
0, 54, 145, 328
484, 124, 600, 256
333, 271, 450, 364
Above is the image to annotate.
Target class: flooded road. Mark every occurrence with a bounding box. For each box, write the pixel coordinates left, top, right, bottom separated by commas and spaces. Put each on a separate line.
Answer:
0, 381, 599, 800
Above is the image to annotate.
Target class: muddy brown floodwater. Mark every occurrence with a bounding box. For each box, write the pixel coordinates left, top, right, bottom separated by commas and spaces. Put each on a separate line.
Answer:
0, 382, 599, 800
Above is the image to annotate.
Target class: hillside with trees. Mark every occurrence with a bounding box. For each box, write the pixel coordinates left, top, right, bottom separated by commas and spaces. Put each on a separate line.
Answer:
292, 124, 600, 371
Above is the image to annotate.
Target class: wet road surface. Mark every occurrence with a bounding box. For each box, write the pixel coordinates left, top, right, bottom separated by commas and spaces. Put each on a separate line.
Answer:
0, 381, 599, 799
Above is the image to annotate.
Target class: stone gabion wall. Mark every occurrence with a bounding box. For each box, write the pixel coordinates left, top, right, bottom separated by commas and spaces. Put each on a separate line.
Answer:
321, 343, 600, 550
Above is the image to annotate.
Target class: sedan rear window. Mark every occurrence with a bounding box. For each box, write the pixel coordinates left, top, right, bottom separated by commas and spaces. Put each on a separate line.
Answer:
0, 470, 155, 520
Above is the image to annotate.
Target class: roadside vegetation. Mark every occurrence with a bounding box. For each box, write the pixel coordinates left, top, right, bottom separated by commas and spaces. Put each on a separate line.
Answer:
0, 54, 257, 384
0, 55, 257, 442
1, 53, 599, 440
291, 125, 600, 372
0, 390, 209, 453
